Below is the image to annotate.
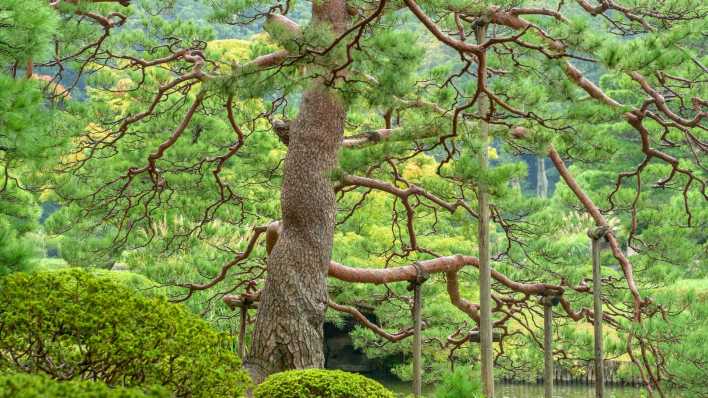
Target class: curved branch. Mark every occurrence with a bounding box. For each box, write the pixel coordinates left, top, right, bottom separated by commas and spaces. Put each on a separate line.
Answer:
328, 300, 414, 342
402, 0, 482, 55
548, 146, 646, 319
173, 225, 268, 302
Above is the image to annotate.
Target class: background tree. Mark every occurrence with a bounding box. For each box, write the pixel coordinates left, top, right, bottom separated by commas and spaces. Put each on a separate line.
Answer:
0, 0, 64, 275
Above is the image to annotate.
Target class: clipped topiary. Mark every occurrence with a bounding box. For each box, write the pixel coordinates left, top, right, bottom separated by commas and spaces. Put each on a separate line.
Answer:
253, 369, 395, 398
0, 270, 251, 398
0, 373, 169, 398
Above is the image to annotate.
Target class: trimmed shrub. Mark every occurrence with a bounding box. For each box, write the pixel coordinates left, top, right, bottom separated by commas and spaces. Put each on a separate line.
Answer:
0, 373, 169, 398
0, 270, 251, 397
254, 369, 395, 398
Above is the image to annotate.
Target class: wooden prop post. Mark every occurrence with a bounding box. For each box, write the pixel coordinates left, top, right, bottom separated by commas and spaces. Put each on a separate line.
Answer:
589, 226, 609, 398
238, 304, 248, 358
224, 286, 258, 360
473, 20, 494, 398
408, 262, 429, 398
541, 295, 561, 398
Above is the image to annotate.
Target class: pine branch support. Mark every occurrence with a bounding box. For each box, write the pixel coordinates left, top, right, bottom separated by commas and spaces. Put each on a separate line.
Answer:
408, 262, 429, 398
541, 295, 561, 398
475, 21, 495, 398
589, 225, 609, 398
223, 295, 258, 360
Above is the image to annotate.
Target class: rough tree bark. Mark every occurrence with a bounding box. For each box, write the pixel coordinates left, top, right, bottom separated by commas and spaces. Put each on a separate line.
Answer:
246, 0, 349, 383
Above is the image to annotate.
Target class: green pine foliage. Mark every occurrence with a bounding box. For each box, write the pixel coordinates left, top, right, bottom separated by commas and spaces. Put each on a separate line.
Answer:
433, 366, 484, 398
640, 281, 708, 397
0, 0, 58, 65
0, 185, 41, 276
0, 0, 65, 278
0, 216, 34, 276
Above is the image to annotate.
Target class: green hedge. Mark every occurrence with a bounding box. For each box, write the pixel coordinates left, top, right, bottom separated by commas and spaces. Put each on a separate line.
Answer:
0, 270, 250, 397
0, 373, 169, 398
254, 369, 395, 398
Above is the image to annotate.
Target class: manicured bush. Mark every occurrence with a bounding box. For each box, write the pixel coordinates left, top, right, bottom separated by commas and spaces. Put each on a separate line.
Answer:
0, 270, 251, 398
0, 373, 169, 398
254, 369, 395, 398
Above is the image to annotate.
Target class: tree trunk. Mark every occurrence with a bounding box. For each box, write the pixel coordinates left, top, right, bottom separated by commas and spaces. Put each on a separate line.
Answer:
246, 0, 348, 383
536, 157, 548, 198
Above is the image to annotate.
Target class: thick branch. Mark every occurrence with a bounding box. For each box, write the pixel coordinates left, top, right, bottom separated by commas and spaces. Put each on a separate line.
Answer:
329, 255, 562, 297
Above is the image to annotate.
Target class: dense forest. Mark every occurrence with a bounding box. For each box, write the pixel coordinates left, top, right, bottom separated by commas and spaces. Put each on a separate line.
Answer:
0, 0, 705, 397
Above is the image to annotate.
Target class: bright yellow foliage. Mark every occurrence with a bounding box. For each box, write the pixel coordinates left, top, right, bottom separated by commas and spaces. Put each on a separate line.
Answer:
487, 146, 498, 160
208, 39, 252, 63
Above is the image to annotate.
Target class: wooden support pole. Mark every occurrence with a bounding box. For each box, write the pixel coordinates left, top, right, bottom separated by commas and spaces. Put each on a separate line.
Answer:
223, 292, 257, 361
412, 281, 423, 397
238, 305, 248, 359
544, 304, 553, 398
589, 226, 609, 398
475, 22, 494, 398
541, 295, 560, 398
409, 262, 429, 398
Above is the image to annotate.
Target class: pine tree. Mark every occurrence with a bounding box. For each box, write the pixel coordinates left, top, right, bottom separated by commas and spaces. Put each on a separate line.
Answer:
3, 0, 705, 395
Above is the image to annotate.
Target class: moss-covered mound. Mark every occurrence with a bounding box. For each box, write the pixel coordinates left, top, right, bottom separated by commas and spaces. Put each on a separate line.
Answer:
254, 369, 395, 398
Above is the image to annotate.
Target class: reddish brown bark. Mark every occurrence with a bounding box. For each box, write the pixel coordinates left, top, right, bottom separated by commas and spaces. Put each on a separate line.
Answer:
330, 255, 563, 296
